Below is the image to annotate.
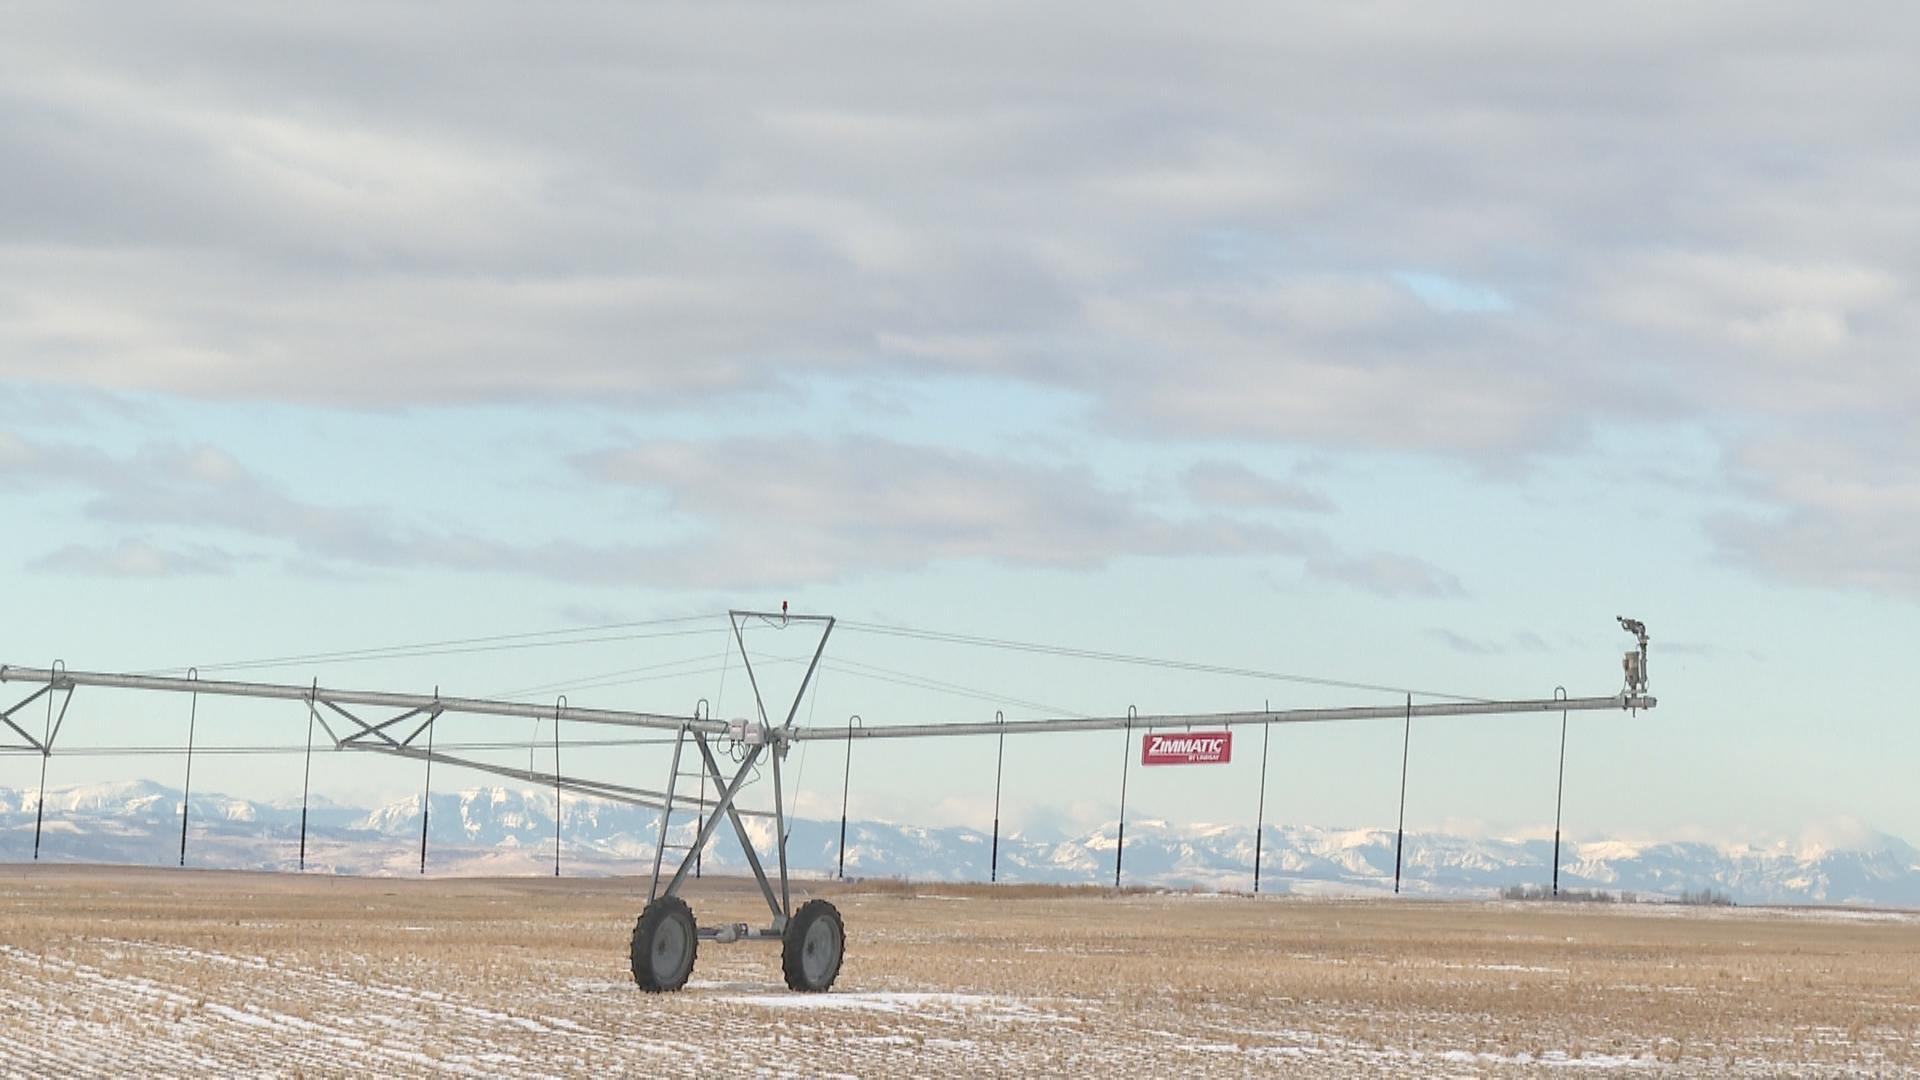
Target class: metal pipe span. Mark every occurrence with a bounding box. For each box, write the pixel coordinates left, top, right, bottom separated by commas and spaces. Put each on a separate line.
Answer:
786, 694, 1655, 741
0, 665, 720, 735
2, 665, 1653, 744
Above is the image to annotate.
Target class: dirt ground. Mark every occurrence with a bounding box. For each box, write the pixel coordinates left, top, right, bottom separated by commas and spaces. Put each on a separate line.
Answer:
0, 865, 1915, 1077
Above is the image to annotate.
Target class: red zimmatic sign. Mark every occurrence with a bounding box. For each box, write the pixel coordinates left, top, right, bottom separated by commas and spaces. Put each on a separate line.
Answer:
1141, 730, 1232, 766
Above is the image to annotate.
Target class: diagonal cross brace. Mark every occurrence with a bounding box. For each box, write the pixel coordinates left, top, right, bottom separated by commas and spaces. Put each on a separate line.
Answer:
0, 683, 55, 753
0, 683, 73, 754
310, 697, 342, 745
45, 687, 74, 751
326, 700, 436, 749
349, 740, 677, 809
662, 733, 785, 922
400, 708, 441, 747
337, 718, 771, 810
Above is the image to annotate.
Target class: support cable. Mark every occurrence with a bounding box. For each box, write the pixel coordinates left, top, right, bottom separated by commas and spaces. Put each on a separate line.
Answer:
491, 651, 805, 703
990, 711, 1006, 884
1394, 693, 1411, 895
32, 669, 57, 861
179, 669, 198, 868
787, 668, 821, 850
137, 615, 728, 677
489, 650, 731, 701
1115, 706, 1135, 889
820, 657, 1092, 719
837, 716, 860, 880
840, 620, 1492, 703
1254, 703, 1271, 894
299, 680, 316, 871
419, 694, 437, 875
1552, 685, 1569, 897
702, 641, 733, 880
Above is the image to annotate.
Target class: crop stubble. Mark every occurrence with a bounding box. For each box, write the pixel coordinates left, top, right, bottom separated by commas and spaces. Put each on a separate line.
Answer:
0, 865, 1915, 1076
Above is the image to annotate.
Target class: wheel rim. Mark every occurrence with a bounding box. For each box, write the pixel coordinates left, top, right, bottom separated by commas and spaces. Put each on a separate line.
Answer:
800, 916, 840, 984
651, 917, 690, 981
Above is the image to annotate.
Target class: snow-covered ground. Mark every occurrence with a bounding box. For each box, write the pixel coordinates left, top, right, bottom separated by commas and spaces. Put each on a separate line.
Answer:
1, 866, 1915, 1077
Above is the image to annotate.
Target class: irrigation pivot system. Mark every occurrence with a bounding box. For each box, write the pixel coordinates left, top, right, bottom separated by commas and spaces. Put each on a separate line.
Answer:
0, 610, 1656, 993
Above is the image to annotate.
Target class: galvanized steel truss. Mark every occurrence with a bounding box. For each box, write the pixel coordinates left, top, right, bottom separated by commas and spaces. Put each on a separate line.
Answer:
0, 611, 1657, 915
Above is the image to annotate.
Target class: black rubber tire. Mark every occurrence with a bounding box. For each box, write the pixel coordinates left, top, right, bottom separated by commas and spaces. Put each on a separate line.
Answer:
630, 896, 698, 992
781, 898, 845, 992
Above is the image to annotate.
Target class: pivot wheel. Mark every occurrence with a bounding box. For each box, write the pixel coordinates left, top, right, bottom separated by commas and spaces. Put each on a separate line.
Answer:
630, 895, 697, 992
781, 898, 845, 992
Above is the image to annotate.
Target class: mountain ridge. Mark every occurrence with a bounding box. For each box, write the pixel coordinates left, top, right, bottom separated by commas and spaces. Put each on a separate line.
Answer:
3, 781, 1917, 907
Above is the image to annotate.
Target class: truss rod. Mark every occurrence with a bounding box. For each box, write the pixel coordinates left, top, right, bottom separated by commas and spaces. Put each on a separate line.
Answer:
343, 741, 776, 818
789, 693, 1656, 741
0, 666, 726, 736
0, 683, 52, 752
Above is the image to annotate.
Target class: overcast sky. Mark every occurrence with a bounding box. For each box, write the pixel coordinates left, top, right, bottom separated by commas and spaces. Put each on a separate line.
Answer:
2, 4, 1916, 853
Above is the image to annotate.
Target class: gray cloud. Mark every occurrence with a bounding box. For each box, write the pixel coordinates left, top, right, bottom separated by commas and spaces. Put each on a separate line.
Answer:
1710, 425, 1920, 600
3, 5, 1917, 594
579, 436, 1291, 579
1182, 460, 1332, 513
0, 6, 1905, 425
1426, 628, 1551, 656
1303, 551, 1464, 600
4, 430, 1458, 594
0, 433, 418, 568
580, 436, 1465, 594
28, 539, 238, 578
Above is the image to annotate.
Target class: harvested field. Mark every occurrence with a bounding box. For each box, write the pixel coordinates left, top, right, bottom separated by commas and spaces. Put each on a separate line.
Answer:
0, 865, 1916, 1076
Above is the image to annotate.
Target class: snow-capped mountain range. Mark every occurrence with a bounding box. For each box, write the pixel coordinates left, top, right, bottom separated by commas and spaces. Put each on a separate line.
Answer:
3, 780, 1917, 907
